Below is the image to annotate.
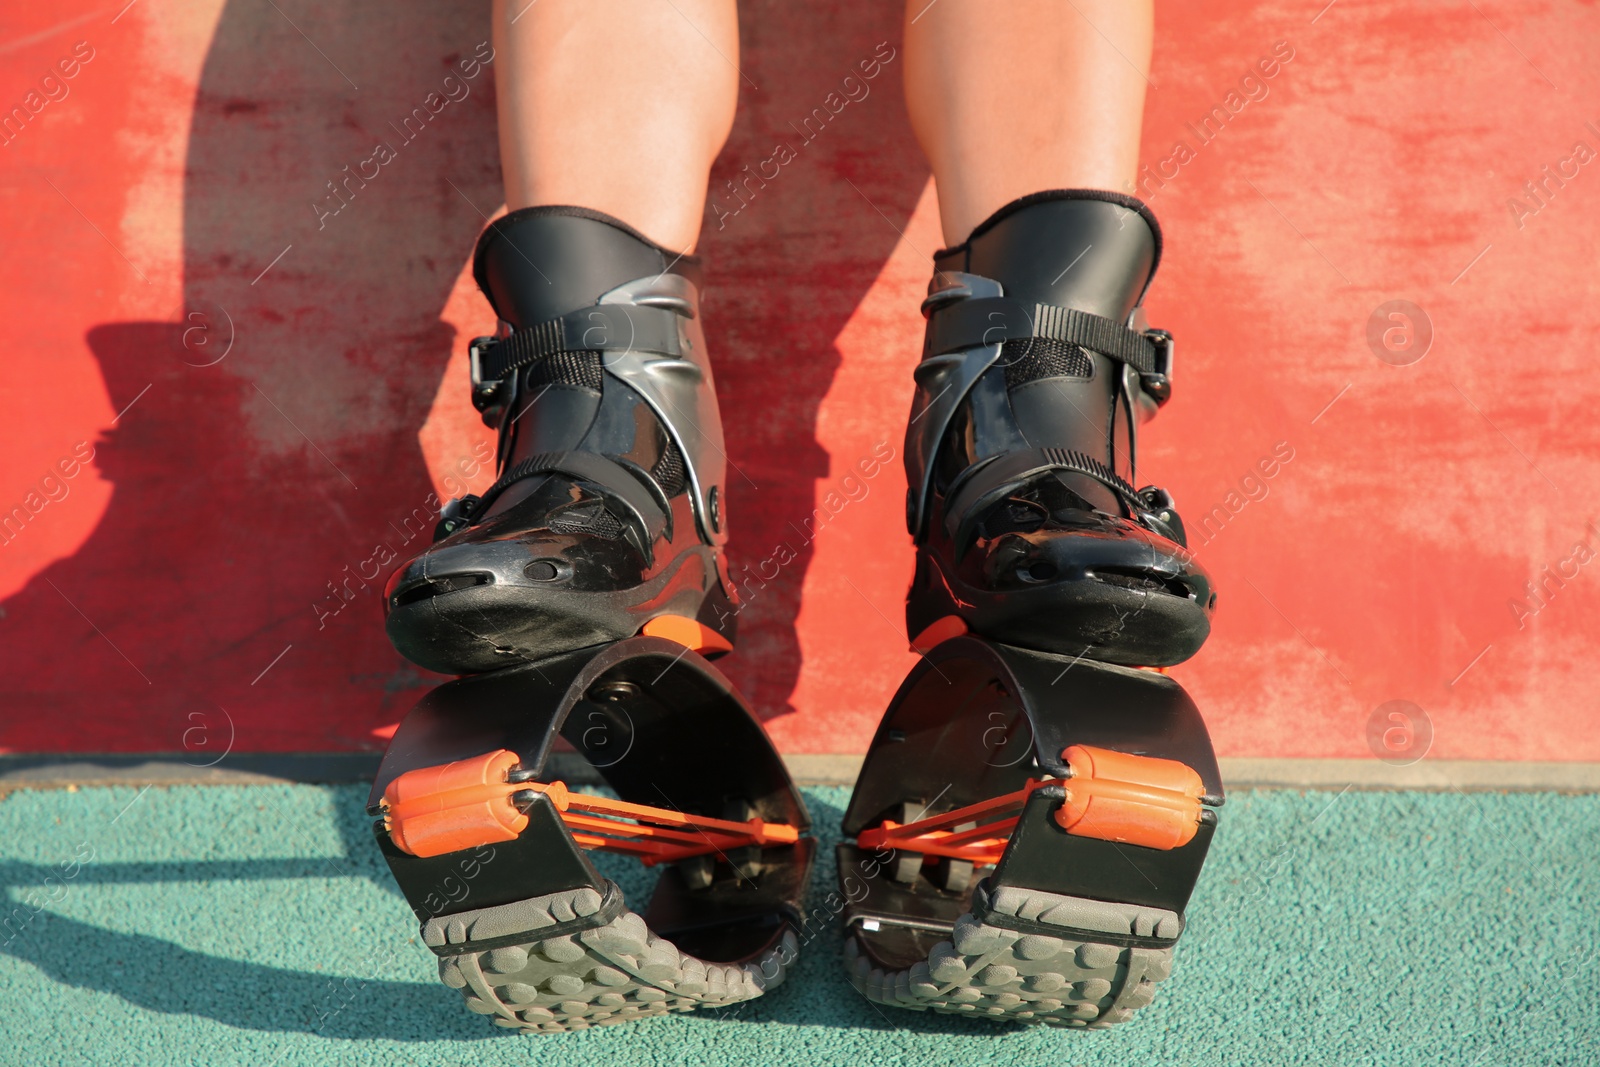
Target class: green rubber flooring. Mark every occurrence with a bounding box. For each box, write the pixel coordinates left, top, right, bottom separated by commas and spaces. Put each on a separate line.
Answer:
0, 784, 1594, 1066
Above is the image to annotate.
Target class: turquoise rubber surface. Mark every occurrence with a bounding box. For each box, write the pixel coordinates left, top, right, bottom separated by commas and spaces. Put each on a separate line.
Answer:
0, 785, 1594, 1065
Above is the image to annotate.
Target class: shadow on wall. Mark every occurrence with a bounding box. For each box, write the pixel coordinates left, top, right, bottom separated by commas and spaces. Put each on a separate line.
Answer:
697, 10, 926, 718
0, 0, 928, 752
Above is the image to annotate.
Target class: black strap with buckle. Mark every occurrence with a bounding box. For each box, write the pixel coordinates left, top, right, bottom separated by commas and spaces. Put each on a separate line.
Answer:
471, 303, 686, 391
923, 297, 1173, 403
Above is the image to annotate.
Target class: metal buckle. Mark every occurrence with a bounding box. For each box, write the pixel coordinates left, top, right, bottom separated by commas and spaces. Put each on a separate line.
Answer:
1124, 308, 1173, 405
435, 494, 480, 538
467, 335, 502, 413
1141, 327, 1174, 406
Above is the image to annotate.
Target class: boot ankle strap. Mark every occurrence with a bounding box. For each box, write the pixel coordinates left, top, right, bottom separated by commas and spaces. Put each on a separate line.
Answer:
922, 295, 1173, 406
470, 303, 688, 407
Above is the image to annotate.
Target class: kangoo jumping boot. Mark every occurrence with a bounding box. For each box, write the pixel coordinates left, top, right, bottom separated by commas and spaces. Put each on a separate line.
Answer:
371, 638, 816, 1033
904, 190, 1214, 667
385, 207, 738, 675
371, 208, 814, 1035
840, 191, 1224, 1029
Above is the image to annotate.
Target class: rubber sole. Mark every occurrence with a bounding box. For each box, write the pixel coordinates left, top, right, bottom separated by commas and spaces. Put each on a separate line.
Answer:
426, 887, 797, 1034
845, 887, 1178, 1029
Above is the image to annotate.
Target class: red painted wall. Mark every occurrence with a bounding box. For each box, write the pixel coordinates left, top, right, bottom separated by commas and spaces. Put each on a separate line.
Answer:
2, 1, 1597, 761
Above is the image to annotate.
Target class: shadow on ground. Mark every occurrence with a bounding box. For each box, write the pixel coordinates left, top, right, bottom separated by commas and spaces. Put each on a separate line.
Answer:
0, 788, 1016, 1042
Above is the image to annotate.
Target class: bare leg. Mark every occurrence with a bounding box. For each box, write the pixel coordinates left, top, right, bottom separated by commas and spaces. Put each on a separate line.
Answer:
492, 0, 740, 253
387, 3, 745, 674
904, 0, 1153, 243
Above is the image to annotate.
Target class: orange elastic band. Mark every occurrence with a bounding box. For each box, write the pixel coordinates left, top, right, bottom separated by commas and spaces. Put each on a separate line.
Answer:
382, 750, 801, 866
855, 745, 1206, 865
382, 748, 528, 858
1053, 744, 1205, 850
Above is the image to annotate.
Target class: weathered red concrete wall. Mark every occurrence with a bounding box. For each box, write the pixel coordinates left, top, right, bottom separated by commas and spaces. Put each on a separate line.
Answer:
2, 1, 1596, 761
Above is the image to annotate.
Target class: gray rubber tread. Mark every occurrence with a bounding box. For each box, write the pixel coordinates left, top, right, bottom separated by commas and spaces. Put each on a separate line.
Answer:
431, 887, 798, 1033
845, 887, 1179, 1029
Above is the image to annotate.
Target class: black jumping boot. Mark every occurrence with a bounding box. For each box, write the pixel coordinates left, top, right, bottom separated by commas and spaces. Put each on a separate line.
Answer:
385, 207, 738, 675
904, 190, 1214, 667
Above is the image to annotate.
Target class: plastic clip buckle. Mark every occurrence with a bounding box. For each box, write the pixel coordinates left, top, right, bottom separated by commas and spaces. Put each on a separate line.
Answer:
1126, 307, 1174, 406
1140, 329, 1174, 406
468, 335, 503, 413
